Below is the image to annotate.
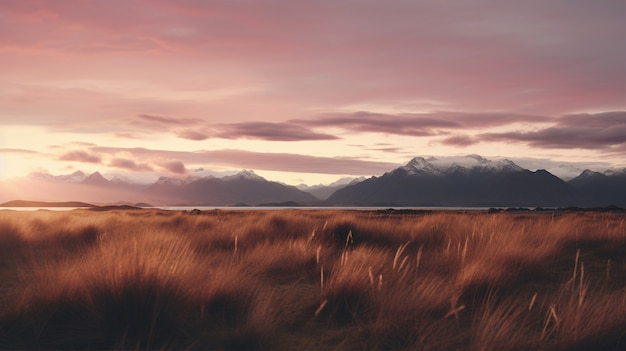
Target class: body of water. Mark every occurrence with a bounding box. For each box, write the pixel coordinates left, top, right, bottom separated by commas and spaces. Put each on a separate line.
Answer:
0, 206, 496, 212
0, 207, 89, 211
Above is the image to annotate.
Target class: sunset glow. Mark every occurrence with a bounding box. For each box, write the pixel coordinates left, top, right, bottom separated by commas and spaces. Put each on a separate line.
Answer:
1, 1, 625, 185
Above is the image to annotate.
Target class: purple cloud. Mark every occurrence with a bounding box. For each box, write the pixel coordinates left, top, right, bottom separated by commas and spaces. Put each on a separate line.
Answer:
302, 112, 458, 137
440, 135, 477, 146
132, 114, 204, 131
177, 129, 211, 141
213, 121, 339, 141
479, 111, 626, 149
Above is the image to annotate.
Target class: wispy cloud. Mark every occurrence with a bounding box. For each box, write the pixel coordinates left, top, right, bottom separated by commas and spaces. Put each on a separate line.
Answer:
176, 129, 211, 141
172, 111, 553, 142
2, 1, 626, 181
301, 112, 457, 137
440, 135, 477, 147
479, 111, 626, 149
108, 158, 153, 172
132, 114, 204, 131
212, 121, 339, 141
89, 146, 399, 175
59, 151, 101, 163
159, 160, 186, 174
0, 148, 41, 155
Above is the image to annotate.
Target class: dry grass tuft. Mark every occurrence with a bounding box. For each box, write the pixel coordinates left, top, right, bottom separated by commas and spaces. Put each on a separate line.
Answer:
0, 209, 626, 349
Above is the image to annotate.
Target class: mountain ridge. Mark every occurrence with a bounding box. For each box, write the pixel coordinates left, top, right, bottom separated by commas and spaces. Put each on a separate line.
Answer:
327, 156, 623, 207
2, 155, 625, 206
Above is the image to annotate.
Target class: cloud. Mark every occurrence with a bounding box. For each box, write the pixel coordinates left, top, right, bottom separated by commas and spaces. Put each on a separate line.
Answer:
177, 121, 339, 141
213, 121, 339, 141
89, 146, 399, 175
197, 150, 397, 174
137, 114, 199, 126
479, 111, 626, 149
173, 110, 550, 143
1, 0, 625, 137
133, 114, 204, 131
302, 112, 458, 137
108, 158, 153, 172
0, 148, 41, 155
118, 109, 589, 148
559, 111, 626, 128
114, 132, 144, 139
177, 129, 211, 141
440, 135, 477, 146
296, 111, 553, 137
59, 151, 101, 163
160, 160, 186, 174
445, 112, 552, 128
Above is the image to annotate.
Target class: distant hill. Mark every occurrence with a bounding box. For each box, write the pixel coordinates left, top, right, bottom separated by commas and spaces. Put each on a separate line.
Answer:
0, 200, 95, 207
568, 169, 626, 206
144, 170, 319, 206
0, 170, 318, 206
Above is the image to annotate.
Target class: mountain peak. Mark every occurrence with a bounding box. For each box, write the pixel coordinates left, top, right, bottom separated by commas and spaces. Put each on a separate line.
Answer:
400, 155, 523, 176
224, 170, 265, 181
403, 157, 442, 175
91, 171, 106, 179
490, 159, 524, 173
154, 176, 188, 186
59, 170, 88, 183
82, 171, 110, 185
467, 154, 489, 164
581, 169, 602, 177
70, 170, 86, 177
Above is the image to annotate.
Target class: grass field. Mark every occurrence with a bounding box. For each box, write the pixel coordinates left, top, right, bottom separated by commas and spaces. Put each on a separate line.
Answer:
1, 208, 626, 350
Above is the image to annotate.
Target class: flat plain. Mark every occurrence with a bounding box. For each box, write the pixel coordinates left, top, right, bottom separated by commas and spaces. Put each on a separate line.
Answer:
1, 208, 625, 350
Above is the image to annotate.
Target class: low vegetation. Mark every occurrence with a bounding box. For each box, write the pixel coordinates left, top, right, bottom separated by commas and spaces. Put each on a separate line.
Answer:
1, 208, 626, 350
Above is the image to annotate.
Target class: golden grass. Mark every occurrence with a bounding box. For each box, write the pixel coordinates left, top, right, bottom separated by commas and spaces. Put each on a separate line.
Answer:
0, 209, 625, 350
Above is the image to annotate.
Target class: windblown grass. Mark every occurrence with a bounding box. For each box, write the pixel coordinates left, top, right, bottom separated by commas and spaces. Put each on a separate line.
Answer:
1, 209, 625, 350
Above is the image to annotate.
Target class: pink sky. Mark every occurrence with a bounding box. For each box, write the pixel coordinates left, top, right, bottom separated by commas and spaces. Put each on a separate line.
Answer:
1, 0, 625, 184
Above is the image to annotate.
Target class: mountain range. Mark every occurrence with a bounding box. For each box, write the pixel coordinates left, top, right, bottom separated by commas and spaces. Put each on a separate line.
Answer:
1, 155, 625, 207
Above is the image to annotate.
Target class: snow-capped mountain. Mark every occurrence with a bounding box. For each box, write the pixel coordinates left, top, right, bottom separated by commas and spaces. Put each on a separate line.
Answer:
153, 176, 195, 187
327, 156, 579, 207
222, 170, 265, 182
3, 157, 626, 207
568, 168, 626, 206
27, 170, 87, 183
399, 155, 523, 176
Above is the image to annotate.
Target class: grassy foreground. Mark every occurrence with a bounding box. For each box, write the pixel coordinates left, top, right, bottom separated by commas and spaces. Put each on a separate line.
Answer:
1, 209, 626, 350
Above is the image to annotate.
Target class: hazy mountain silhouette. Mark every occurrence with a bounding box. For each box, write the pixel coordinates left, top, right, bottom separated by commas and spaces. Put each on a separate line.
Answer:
145, 170, 318, 206
296, 177, 366, 200
568, 169, 626, 206
81, 172, 112, 187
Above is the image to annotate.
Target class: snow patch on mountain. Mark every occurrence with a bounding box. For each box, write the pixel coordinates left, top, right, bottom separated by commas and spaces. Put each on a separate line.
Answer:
192, 168, 239, 179
154, 176, 190, 187
28, 170, 88, 183
223, 170, 265, 181
400, 155, 523, 176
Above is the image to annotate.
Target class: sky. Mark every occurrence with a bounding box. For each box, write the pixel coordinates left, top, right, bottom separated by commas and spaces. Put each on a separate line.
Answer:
1, 0, 625, 185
